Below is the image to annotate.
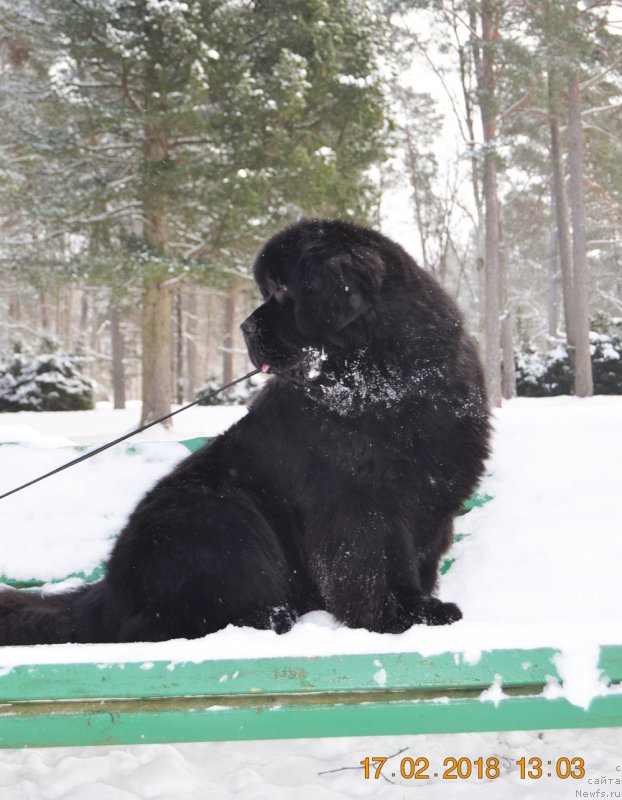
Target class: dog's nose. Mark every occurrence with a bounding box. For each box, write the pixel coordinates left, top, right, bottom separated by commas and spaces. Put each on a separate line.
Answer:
240, 317, 256, 336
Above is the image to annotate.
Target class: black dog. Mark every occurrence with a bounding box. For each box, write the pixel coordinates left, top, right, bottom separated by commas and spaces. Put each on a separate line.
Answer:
0, 219, 490, 644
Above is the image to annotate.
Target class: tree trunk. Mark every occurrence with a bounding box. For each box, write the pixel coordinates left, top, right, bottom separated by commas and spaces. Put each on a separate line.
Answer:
222, 283, 237, 385
40, 292, 49, 331
139, 123, 174, 425
185, 288, 198, 401
174, 288, 184, 405
141, 281, 173, 424
80, 292, 89, 331
57, 289, 71, 345
403, 117, 433, 275
547, 216, 560, 338
475, 216, 486, 346
459, 18, 486, 346
567, 73, 593, 397
110, 303, 126, 410
482, 158, 502, 407
547, 65, 575, 351
8, 290, 20, 347
477, 0, 502, 407
499, 217, 515, 399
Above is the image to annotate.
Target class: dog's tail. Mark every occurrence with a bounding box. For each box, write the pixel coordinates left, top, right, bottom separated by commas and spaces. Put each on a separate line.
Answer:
0, 582, 113, 645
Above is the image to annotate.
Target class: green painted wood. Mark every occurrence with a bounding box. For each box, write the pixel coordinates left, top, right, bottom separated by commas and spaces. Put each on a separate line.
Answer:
1, 691, 621, 749
599, 645, 622, 677
0, 646, 619, 703
178, 437, 210, 452
1, 562, 106, 591
460, 491, 493, 513
439, 557, 455, 575
0, 646, 619, 748
129, 437, 210, 454
0, 647, 573, 702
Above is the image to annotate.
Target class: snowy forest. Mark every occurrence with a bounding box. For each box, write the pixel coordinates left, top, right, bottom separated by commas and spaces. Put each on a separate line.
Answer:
0, 0, 621, 421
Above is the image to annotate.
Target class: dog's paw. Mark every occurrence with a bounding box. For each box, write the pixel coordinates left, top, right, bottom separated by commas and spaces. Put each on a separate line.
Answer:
377, 595, 462, 632
410, 596, 462, 626
269, 605, 297, 634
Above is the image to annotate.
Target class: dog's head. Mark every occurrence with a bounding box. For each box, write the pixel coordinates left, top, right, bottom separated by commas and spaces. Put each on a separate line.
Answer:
242, 219, 386, 379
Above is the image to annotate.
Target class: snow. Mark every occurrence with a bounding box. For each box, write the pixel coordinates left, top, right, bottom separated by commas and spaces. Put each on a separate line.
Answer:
545, 646, 616, 710
0, 395, 621, 797
479, 674, 506, 707
337, 73, 378, 89
0, 400, 246, 446
0, 728, 621, 799
314, 146, 336, 162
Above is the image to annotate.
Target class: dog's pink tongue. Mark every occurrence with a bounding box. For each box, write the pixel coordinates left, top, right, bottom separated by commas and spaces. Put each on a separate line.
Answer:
261, 364, 271, 373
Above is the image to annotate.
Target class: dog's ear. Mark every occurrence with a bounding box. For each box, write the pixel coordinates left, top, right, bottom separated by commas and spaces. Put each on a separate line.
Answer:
294, 247, 384, 340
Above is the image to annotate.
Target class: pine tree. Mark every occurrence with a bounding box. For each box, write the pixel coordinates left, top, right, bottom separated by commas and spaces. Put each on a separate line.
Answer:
518, 0, 622, 394
0, 0, 388, 421
389, 0, 622, 398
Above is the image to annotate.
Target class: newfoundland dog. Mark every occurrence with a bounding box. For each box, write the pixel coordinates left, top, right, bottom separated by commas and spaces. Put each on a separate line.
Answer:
0, 219, 490, 645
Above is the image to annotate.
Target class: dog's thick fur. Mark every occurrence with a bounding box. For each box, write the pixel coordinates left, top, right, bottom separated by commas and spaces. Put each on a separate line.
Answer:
0, 219, 490, 645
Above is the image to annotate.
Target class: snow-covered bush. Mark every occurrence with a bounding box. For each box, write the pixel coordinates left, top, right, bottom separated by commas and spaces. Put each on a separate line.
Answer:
590, 314, 622, 394
515, 341, 573, 396
195, 372, 268, 406
515, 315, 622, 396
0, 347, 94, 412
514, 346, 547, 396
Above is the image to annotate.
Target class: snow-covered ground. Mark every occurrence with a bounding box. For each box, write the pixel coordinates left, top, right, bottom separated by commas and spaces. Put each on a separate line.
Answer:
0, 395, 620, 799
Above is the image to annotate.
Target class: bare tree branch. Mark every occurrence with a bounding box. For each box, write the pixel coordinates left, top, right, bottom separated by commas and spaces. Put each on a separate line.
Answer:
579, 51, 622, 91
582, 123, 622, 144
498, 80, 540, 124
581, 100, 622, 117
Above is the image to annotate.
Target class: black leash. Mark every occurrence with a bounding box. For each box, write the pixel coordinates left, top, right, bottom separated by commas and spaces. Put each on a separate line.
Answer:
0, 368, 260, 502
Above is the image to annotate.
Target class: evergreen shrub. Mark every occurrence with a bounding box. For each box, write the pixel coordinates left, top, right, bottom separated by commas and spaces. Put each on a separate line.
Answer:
514, 314, 622, 396
0, 343, 94, 412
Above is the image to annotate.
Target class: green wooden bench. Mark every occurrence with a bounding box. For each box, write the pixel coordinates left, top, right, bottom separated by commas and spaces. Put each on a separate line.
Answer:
1, 647, 621, 749
0, 439, 620, 748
